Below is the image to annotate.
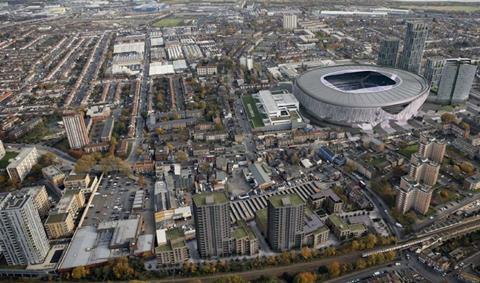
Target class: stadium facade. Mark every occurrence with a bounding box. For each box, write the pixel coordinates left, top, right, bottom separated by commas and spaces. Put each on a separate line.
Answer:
293, 65, 430, 129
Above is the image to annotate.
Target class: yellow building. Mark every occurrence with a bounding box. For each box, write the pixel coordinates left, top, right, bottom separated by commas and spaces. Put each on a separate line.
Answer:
44, 189, 84, 239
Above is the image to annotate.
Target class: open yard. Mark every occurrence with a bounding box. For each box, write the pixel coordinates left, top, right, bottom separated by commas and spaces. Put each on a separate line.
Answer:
242, 95, 265, 128
399, 144, 418, 158
0, 151, 18, 169
152, 18, 185, 27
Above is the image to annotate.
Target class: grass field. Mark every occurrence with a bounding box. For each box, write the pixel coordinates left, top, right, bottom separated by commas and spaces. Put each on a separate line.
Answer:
152, 18, 185, 27
242, 95, 265, 128
0, 152, 18, 169
400, 5, 480, 12
399, 144, 419, 158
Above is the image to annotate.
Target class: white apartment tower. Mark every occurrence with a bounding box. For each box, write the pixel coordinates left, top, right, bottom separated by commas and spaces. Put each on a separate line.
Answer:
283, 14, 298, 30
0, 193, 50, 265
63, 111, 90, 149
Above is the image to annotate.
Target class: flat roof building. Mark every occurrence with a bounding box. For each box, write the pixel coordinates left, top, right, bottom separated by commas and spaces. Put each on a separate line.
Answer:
7, 147, 39, 183
42, 165, 65, 187
63, 111, 89, 149
192, 192, 233, 258
267, 194, 305, 252
0, 193, 50, 265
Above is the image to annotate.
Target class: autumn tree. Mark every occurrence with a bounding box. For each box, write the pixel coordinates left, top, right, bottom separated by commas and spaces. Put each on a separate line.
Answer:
300, 247, 312, 260
39, 152, 56, 166
459, 161, 475, 175
328, 260, 341, 278
175, 150, 188, 162
71, 266, 89, 279
111, 257, 134, 280
355, 258, 367, 270
325, 247, 336, 256
293, 272, 316, 283
365, 234, 378, 249
384, 250, 396, 261
441, 112, 456, 124
75, 154, 97, 173
213, 275, 248, 283
350, 240, 360, 251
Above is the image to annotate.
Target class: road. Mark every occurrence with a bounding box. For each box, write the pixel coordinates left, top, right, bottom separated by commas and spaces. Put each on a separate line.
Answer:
5, 143, 76, 165
234, 97, 256, 156
413, 193, 480, 232
405, 251, 461, 283
154, 252, 362, 283
338, 167, 401, 239
128, 29, 151, 164
324, 262, 396, 283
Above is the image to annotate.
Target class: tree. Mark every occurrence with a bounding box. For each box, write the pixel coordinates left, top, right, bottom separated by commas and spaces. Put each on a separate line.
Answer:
355, 258, 367, 270
39, 152, 56, 166
138, 175, 145, 187
213, 275, 248, 283
300, 247, 312, 260
293, 272, 316, 283
325, 247, 336, 256
71, 266, 89, 279
365, 234, 378, 249
111, 257, 134, 280
350, 240, 360, 251
385, 250, 396, 261
75, 154, 97, 173
459, 121, 470, 131
328, 261, 341, 278
155, 128, 165, 136
441, 113, 456, 124
440, 190, 449, 199
459, 161, 475, 175
290, 152, 300, 165
175, 150, 188, 162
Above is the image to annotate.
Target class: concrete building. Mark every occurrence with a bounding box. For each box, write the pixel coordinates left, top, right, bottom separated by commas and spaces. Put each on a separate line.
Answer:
398, 22, 428, 74
293, 65, 429, 130
424, 57, 445, 90
6, 147, 39, 183
267, 194, 305, 252
464, 174, 480, 191
377, 37, 400, 68
0, 193, 50, 265
64, 173, 99, 194
240, 56, 254, 70
309, 189, 343, 213
155, 228, 189, 265
326, 215, 366, 240
196, 64, 217, 76
396, 177, 432, 215
19, 186, 50, 217
63, 111, 90, 149
408, 155, 440, 186
45, 189, 85, 239
0, 139, 5, 160
418, 135, 446, 164
192, 192, 233, 258
42, 165, 65, 187
246, 162, 275, 189
433, 59, 477, 105
233, 221, 258, 256
283, 14, 298, 30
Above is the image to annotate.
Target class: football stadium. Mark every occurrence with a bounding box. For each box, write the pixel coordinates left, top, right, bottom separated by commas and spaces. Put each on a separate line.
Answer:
293, 65, 430, 129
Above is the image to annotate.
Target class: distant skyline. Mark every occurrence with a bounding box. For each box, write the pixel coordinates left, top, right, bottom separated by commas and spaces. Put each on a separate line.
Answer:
392, 0, 479, 2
